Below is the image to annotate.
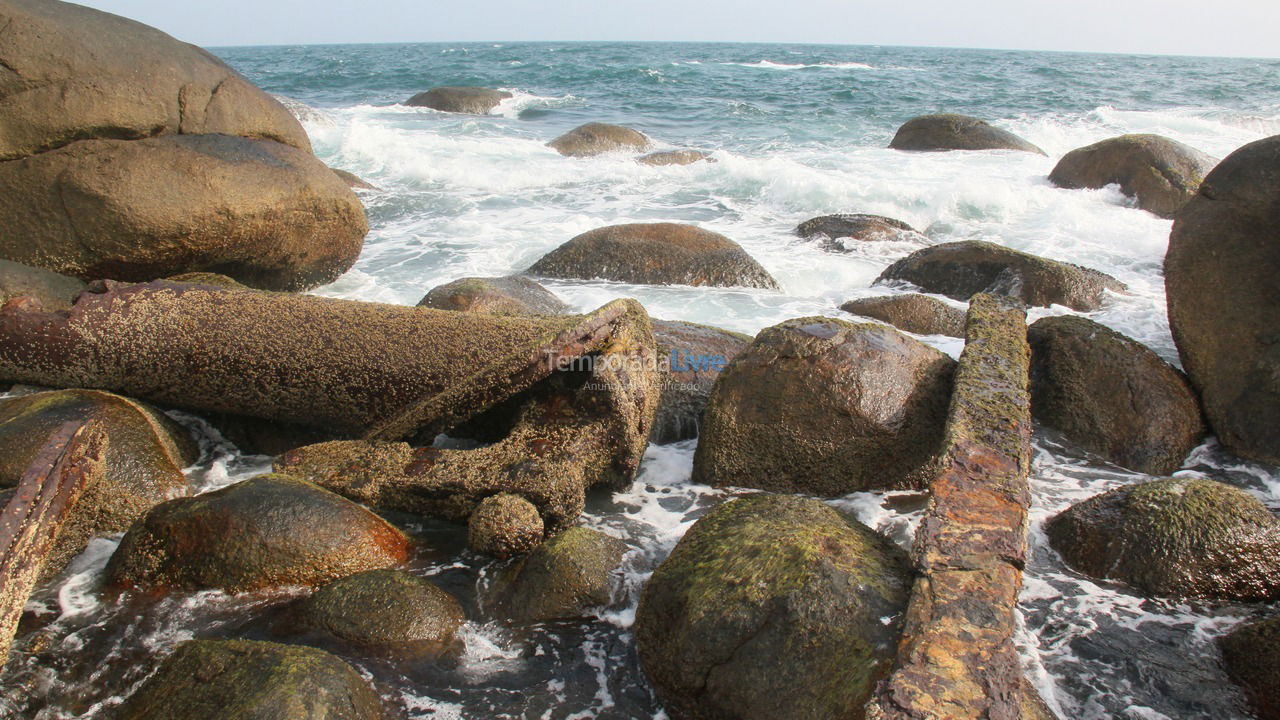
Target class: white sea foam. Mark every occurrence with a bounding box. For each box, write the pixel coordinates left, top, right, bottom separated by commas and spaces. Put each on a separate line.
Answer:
721, 59, 877, 70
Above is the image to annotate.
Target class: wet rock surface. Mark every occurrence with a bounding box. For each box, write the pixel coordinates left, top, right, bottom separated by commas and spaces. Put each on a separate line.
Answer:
405, 86, 512, 114
839, 293, 966, 338
467, 493, 545, 558
889, 114, 1045, 154
636, 149, 713, 166
1049, 134, 1216, 218
418, 275, 570, 316
548, 122, 652, 157
796, 214, 928, 251
1219, 615, 1280, 720
487, 526, 626, 624
650, 318, 752, 443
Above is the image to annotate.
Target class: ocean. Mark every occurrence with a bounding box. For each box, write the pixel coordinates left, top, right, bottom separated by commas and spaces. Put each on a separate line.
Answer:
5, 41, 1280, 719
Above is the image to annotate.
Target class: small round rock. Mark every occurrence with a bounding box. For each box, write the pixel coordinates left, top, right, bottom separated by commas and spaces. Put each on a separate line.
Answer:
468, 493, 545, 558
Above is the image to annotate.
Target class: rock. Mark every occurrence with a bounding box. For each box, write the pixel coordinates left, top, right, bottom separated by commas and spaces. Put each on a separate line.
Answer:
1046, 477, 1280, 601
889, 114, 1045, 155
795, 213, 928, 252
115, 639, 386, 720
691, 317, 954, 495
839, 293, 966, 337
467, 493, 544, 558
417, 275, 569, 316
1166, 135, 1280, 464
876, 240, 1126, 311
295, 569, 464, 658
548, 122, 652, 157
1028, 316, 1205, 475
651, 319, 752, 443
405, 86, 512, 114
331, 167, 378, 190
269, 94, 335, 127
636, 493, 911, 720
637, 150, 713, 166
0, 134, 366, 291
104, 473, 412, 593
487, 526, 626, 623
161, 272, 247, 289
0, 260, 85, 312
0, 0, 310, 161
1049, 134, 1217, 219
527, 223, 779, 289
1219, 615, 1280, 720
0, 389, 196, 579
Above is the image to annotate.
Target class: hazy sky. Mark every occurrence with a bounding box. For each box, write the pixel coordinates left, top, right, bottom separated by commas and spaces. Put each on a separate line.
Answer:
77, 0, 1280, 58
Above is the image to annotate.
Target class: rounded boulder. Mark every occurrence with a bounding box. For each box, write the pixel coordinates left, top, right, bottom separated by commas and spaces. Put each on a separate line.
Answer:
796, 214, 927, 252
296, 569, 465, 658
839, 293, 966, 338
418, 275, 569, 316
405, 86, 513, 115
651, 319, 753, 443
467, 493, 545, 558
889, 114, 1045, 155
487, 526, 626, 624
1049, 134, 1217, 218
548, 122, 652, 157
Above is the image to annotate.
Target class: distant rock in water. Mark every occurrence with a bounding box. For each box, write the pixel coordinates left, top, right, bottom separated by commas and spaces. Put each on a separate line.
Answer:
839, 293, 966, 338
1028, 316, 1205, 475
1219, 615, 1280, 720
527, 223, 779, 289
1166, 135, 1280, 465
331, 167, 378, 190
548, 122, 652, 157
270, 93, 336, 127
637, 149, 714, 166
889, 114, 1045, 154
795, 213, 928, 251
1046, 477, 1280, 601
418, 275, 569, 316
1049, 134, 1217, 218
876, 240, 1125, 311
651, 319, 752, 443
405, 86, 513, 114
691, 317, 954, 495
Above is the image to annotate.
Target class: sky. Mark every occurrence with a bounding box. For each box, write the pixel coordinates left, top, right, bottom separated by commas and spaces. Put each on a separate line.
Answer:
76, 0, 1280, 59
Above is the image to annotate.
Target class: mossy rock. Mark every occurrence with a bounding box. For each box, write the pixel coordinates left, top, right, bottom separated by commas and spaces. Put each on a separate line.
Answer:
417, 275, 569, 316
547, 122, 652, 157
1049, 134, 1216, 219
839, 293, 966, 338
467, 493, 545, 559
105, 473, 412, 594
1046, 477, 1280, 600
0, 259, 86, 311
1219, 615, 1280, 720
0, 389, 197, 580
114, 638, 387, 720
888, 114, 1045, 154
487, 526, 626, 623
651, 318, 752, 443
296, 569, 464, 659
636, 493, 912, 720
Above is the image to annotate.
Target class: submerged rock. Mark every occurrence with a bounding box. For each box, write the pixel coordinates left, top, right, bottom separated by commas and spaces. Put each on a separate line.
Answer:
1046, 477, 1280, 601
839, 293, 966, 338
406, 86, 512, 114
691, 317, 954, 495
104, 473, 412, 594
296, 569, 464, 658
889, 114, 1045, 155
527, 223, 779, 289
637, 150, 713, 166
468, 493, 545, 558
651, 319, 752, 443
548, 122, 652, 157
876, 240, 1126, 311
1219, 615, 1280, 720
0, 389, 196, 580
1167, 135, 1280, 465
1028, 316, 1205, 475
795, 213, 928, 251
1049, 134, 1216, 219
487, 526, 626, 623
418, 275, 570, 316
636, 493, 911, 720
115, 639, 387, 720
0, 260, 86, 312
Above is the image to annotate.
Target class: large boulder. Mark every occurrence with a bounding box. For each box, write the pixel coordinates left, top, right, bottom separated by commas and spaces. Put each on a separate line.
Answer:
0, 0, 310, 161
104, 473, 412, 594
486, 526, 626, 624
0, 260, 85, 312
527, 223, 779, 289
0, 389, 197, 579
1028, 316, 1205, 475
1219, 615, 1280, 720
876, 240, 1126, 311
636, 493, 912, 720
115, 639, 386, 720
548, 122, 652, 157
295, 569, 465, 658
889, 114, 1045, 155
795, 213, 928, 252
651, 319, 752, 443
405, 86, 512, 114
839, 293, 966, 337
637, 150, 713, 166
1046, 477, 1280, 601
1166, 135, 1280, 464
417, 275, 569, 316
691, 317, 954, 495
0, 134, 367, 290
1049, 134, 1217, 219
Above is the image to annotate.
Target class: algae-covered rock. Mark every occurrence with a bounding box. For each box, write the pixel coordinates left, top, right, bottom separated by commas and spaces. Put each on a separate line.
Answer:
0, 260, 86, 312
1049, 134, 1216, 219
0, 389, 196, 579
651, 318, 752, 443
405, 86, 512, 114
1028, 315, 1205, 475
527, 223, 779, 289
876, 240, 1125, 311
115, 639, 387, 720
1219, 615, 1280, 720
417, 275, 569, 316
1046, 477, 1280, 600
636, 493, 911, 720
104, 473, 412, 594
468, 493, 545, 558
889, 114, 1045, 154
296, 569, 464, 658
691, 317, 954, 495
796, 213, 927, 251
548, 122, 652, 157
487, 526, 626, 623
839, 293, 966, 338
637, 150, 713, 166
